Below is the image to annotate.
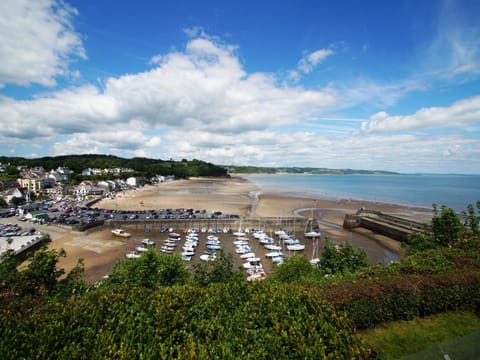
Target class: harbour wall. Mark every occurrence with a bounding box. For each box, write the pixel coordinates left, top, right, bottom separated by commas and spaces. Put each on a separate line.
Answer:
343, 209, 427, 242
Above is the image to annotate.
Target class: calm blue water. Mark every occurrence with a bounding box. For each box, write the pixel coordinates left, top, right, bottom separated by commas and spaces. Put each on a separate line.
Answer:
245, 174, 480, 212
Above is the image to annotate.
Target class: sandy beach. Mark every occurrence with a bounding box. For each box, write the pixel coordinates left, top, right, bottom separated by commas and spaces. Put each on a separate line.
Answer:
22, 176, 432, 283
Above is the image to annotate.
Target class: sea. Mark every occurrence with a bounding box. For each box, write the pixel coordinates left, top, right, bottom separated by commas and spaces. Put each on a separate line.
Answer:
245, 173, 480, 212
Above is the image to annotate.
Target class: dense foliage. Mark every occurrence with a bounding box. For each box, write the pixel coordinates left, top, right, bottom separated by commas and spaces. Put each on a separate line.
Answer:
320, 240, 369, 275
102, 250, 189, 289
321, 269, 480, 329
407, 202, 480, 254
0, 154, 228, 180
0, 282, 373, 359
268, 242, 368, 284
192, 249, 244, 286
0, 240, 86, 303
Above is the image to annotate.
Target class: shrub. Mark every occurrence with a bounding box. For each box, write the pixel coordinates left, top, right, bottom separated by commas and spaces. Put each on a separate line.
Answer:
321, 270, 480, 329
0, 282, 376, 359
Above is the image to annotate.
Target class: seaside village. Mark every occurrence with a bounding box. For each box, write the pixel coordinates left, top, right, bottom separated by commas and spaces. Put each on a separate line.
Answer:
0, 163, 316, 281
0, 163, 165, 205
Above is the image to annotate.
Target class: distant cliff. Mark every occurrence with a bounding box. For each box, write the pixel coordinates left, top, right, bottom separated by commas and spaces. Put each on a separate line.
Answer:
227, 166, 399, 175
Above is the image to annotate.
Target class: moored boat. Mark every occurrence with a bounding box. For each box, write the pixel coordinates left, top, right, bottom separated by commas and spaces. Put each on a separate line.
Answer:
305, 231, 322, 238
125, 250, 141, 259
142, 238, 154, 246
112, 229, 131, 238
286, 243, 305, 251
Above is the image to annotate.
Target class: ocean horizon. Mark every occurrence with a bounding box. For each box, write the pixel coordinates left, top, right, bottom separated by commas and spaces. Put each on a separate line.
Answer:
245, 173, 480, 212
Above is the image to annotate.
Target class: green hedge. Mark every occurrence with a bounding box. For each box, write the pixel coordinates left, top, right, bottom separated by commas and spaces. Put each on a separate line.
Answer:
0, 282, 376, 359
320, 270, 480, 329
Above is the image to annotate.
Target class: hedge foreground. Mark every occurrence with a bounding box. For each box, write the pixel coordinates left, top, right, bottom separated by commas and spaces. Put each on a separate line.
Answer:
0, 282, 375, 359
320, 270, 480, 329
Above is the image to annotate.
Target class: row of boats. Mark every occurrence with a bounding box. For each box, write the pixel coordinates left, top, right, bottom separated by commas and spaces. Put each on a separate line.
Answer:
125, 238, 154, 259
120, 224, 322, 272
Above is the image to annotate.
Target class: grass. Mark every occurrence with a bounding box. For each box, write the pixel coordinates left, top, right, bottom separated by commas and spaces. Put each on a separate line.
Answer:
359, 311, 480, 359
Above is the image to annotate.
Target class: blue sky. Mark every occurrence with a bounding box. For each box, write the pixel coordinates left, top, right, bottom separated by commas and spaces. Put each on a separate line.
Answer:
1, 0, 479, 173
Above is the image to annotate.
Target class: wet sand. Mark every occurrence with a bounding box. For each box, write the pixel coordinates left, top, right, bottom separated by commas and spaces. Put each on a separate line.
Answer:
20, 176, 432, 283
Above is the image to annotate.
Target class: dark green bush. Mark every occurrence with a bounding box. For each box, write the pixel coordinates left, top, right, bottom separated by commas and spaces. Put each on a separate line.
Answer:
321, 270, 480, 329
0, 282, 375, 359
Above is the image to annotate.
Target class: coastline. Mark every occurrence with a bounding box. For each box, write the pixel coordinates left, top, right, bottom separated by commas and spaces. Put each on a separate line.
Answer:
33, 176, 432, 283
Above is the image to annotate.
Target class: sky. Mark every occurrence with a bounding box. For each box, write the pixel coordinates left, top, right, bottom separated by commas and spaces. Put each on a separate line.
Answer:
0, 0, 479, 174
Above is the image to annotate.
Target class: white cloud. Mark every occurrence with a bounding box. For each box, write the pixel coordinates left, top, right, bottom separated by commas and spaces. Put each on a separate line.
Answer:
361, 95, 480, 133
0, 36, 337, 158
0, 0, 85, 87
297, 49, 333, 74
418, 1, 480, 83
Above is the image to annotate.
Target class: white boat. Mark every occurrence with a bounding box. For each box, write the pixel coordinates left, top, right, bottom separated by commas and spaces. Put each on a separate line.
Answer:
252, 230, 265, 239
207, 235, 219, 241
207, 244, 221, 250
264, 244, 282, 251
286, 243, 305, 251
265, 251, 284, 259
112, 229, 131, 238
240, 252, 256, 259
135, 245, 149, 252
283, 237, 299, 245
310, 235, 321, 266
305, 231, 322, 238
163, 240, 177, 246
206, 239, 220, 245
243, 258, 262, 270
182, 250, 195, 256
233, 230, 245, 237
274, 230, 287, 236
160, 245, 175, 252
125, 251, 141, 259
272, 255, 284, 264
182, 255, 192, 261
259, 237, 274, 245
200, 254, 216, 261
233, 239, 249, 246
235, 245, 251, 254
142, 238, 154, 246
168, 233, 181, 240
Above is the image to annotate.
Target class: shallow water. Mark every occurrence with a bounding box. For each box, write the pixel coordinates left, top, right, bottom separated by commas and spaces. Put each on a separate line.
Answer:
247, 173, 480, 212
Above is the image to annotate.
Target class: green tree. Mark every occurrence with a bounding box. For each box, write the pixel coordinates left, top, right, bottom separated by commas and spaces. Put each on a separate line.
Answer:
431, 204, 465, 246
192, 249, 243, 286
269, 254, 318, 283
0, 197, 7, 207
321, 240, 369, 275
0, 247, 20, 290
406, 232, 439, 255
0, 243, 85, 299
462, 201, 480, 238
105, 250, 189, 288
10, 196, 24, 206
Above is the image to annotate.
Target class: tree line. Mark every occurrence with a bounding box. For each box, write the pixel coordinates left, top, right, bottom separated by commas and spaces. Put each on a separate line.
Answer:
0, 154, 228, 181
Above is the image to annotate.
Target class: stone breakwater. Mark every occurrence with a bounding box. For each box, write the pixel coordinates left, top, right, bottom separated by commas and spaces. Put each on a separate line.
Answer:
343, 209, 427, 242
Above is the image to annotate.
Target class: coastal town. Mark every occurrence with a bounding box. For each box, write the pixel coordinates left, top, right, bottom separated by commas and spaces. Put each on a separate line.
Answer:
1, 159, 430, 284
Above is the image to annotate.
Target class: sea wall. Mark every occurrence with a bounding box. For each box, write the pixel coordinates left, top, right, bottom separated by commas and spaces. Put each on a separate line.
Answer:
343, 209, 427, 242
